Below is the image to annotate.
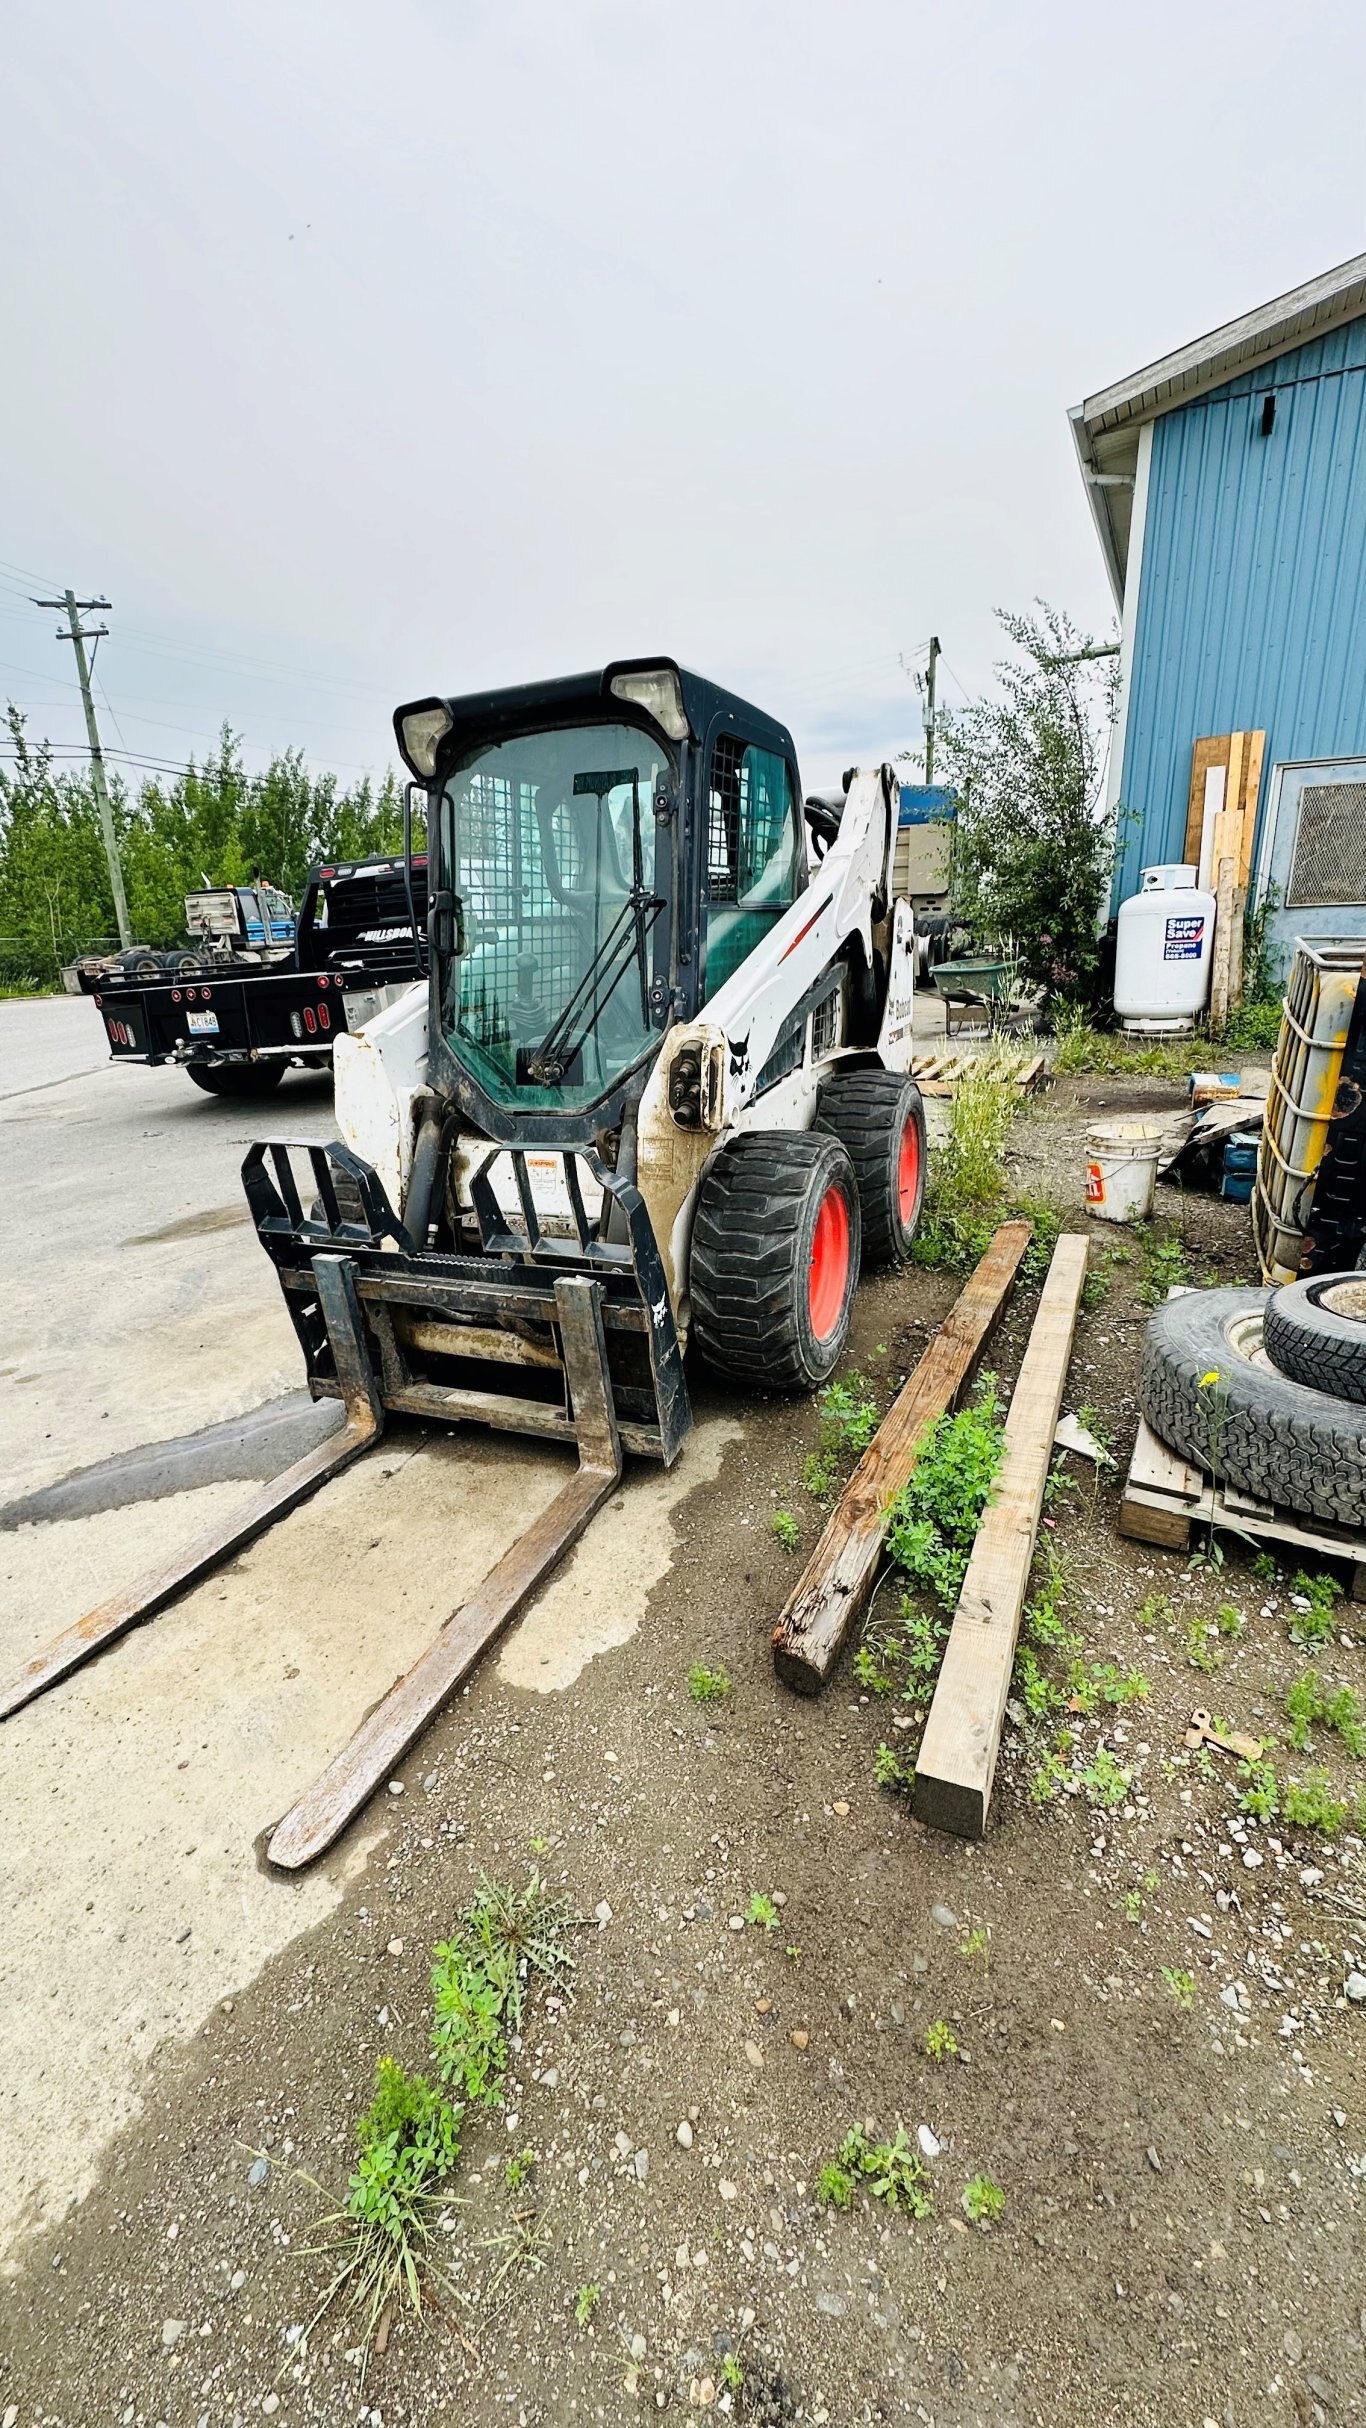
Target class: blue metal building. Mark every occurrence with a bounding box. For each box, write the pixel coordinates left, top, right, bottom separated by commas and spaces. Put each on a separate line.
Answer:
1071, 253, 1366, 973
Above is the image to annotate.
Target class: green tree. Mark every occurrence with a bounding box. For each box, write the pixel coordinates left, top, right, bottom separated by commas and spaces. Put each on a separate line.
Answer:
937, 603, 1121, 1001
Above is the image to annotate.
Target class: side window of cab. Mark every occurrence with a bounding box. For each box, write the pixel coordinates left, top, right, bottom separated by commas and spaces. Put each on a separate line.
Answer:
702, 735, 801, 999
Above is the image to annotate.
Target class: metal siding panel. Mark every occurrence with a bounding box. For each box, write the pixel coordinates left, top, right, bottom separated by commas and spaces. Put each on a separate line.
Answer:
1115, 341, 1366, 908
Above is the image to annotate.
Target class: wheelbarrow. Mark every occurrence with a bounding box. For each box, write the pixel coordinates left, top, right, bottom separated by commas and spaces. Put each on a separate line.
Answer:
926, 956, 1024, 1035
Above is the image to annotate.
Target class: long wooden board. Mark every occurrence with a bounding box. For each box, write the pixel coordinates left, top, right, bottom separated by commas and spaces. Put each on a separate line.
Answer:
913, 1234, 1090, 1838
771, 1222, 1032, 1696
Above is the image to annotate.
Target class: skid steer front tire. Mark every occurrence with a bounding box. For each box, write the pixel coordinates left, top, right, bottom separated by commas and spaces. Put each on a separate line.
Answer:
816, 1067, 926, 1265
690, 1131, 861, 1392
186, 1061, 287, 1099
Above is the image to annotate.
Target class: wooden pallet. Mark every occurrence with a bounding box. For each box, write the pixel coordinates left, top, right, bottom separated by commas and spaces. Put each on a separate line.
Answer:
1119, 1416, 1366, 1600
910, 1049, 1045, 1100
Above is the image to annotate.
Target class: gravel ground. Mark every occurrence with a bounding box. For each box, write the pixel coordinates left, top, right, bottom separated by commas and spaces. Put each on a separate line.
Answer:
4, 1066, 1365, 2428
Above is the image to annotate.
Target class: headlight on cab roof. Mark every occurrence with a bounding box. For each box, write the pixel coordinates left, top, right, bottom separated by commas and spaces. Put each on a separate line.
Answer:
609, 666, 688, 742
399, 701, 453, 777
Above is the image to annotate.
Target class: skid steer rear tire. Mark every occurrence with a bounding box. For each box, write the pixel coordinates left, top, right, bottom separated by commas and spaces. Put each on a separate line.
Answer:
1138, 1286, 1366, 1529
816, 1067, 926, 1266
1263, 1273, 1366, 1405
690, 1131, 860, 1392
186, 1061, 287, 1099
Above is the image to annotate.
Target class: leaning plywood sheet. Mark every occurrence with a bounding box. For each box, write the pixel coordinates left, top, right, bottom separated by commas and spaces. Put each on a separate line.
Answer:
772, 1223, 1032, 1696
913, 1233, 1090, 1839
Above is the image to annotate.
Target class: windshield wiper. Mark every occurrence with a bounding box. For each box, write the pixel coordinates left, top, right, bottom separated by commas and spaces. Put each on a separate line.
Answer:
525, 767, 660, 1086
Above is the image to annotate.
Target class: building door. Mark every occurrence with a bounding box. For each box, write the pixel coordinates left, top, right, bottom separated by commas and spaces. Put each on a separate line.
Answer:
1259, 760, 1366, 976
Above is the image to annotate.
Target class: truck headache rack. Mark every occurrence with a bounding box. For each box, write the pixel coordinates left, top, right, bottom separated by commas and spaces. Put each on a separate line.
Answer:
2, 1137, 691, 1870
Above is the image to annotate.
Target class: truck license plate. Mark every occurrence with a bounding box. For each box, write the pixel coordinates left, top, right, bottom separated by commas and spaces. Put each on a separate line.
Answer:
186, 1010, 219, 1035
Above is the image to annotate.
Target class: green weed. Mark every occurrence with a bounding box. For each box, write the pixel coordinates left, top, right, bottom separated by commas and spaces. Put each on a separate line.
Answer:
817, 1374, 880, 1461
1286, 1570, 1344, 1649
771, 1510, 800, 1551
1238, 1758, 1278, 1819
1029, 1748, 1070, 1806
832, 2124, 933, 2217
747, 1893, 779, 1931
1078, 1747, 1130, 1809
1137, 1228, 1191, 1307
923, 2019, 959, 2061
430, 1871, 575, 2102
816, 2161, 856, 2211
504, 2147, 536, 2191
574, 2281, 601, 2328
802, 1451, 838, 1499
874, 1742, 915, 1795
883, 1376, 1005, 1607
1162, 1967, 1196, 2010
1282, 1771, 1351, 1836
1285, 1670, 1365, 1757
853, 1644, 897, 1697
302, 2057, 462, 2352
721, 2352, 744, 2392
1184, 1617, 1224, 1674
687, 1662, 732, 1704
1137, 1591, 1175, 1633
961, 2173, 1005, 2226
1251, 1551, 1278, 1584
1215, 1602, 1246, 1639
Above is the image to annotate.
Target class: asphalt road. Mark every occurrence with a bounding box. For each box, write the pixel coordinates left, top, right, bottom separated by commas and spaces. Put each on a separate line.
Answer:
0, 995, 728, 2262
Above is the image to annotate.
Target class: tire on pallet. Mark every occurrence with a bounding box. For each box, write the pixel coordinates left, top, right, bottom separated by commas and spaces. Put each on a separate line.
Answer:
1263, 1273, 1366, 1406
690, 1130, 861, 1391
1138, 1285, 1366, 1530
815, 1066, 926, 1265
186, 1060, 287, 1098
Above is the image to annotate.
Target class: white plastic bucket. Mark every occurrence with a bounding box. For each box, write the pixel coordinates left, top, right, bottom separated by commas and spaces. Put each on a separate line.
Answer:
1085, 1121, 1159, 1223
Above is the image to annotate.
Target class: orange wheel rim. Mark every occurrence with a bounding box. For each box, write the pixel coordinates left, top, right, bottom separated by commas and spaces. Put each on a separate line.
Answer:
897, 1117, 921, 1225
809, 1184, 851, 1341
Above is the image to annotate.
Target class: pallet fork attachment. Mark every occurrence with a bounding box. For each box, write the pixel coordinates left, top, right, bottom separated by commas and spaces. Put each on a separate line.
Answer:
1, 1139, 673, 1870
0, 1256, 383, 1723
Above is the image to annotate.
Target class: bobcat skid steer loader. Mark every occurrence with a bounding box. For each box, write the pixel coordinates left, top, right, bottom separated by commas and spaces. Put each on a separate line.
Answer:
3, 659, 926, 1868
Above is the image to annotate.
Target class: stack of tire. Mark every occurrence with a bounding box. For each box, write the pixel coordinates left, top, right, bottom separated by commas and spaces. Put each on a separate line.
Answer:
1139, 1269, 1366, 1530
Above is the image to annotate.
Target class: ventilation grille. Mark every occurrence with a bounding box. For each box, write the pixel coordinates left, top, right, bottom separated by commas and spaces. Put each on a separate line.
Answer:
1288, 782, 1366, 907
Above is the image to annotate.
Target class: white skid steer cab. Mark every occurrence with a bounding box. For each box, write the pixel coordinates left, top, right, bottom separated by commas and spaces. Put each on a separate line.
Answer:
4, 660, 927, 1867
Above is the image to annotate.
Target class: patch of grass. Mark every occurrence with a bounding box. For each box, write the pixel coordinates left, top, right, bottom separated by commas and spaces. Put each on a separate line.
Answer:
873, 1741, 915, 1794
1071, 1660, 1150, 1711
1282, 1771, 1352, 1837
687, 1662, 732, 1705
815, 2160, 856, 2211
1162, 1967, 1196, 2010
1078, 1747, 1130, 1809
1238, 1758, 1278, 1819
923, 2019, 959, 2062
1184, 1617, 1224, 1674
770, 1509, 799, 1551
1137, 1226, 1191, 1307
883, 1375, 1005, 1607
831, 2124, 933, 2217
817, 1373, 880, 1460
1217, 997, 1282, 1053
747, 1892, 779, 1931
430, 1872, 576, 2102
302, 2056, 462, 2352
1285, 1669, 1365, 1758
1286, 1570, 1343, 1649
574, 2281, 601, 2328
802, 1451, 838, 1499
961, 2173, 1005, 2226
1052, 1016, 1207, 1082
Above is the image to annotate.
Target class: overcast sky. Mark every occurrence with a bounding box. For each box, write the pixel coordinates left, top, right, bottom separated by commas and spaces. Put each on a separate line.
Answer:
2, 0, 1364, 795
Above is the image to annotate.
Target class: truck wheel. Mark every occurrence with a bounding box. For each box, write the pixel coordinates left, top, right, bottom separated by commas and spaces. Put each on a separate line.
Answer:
816, 1068, 926, 1265
689, 1131, 861, 1391
1139, 1286, 1366, 1529
1263, 1274, 1366, 1405
186, 1062, 287, 1098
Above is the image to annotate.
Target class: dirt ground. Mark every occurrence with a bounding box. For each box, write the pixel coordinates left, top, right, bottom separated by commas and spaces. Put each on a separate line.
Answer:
4, 1065, 1365, 2428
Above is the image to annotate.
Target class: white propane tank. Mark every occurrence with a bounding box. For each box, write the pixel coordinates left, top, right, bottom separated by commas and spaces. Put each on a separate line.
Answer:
1113, 864, 1217, 1032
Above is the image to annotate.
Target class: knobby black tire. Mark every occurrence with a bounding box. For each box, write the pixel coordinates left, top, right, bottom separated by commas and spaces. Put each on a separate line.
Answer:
1138, 1286, 1366, 1530
815, 1066, 926, 1265
689, 1130, 861, 1392
1263, 1274, 1366, 1406
186, 1061, 287, 1098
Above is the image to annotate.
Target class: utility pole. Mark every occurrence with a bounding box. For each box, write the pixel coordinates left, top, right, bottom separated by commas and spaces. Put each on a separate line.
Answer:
923, 634, 941, 785
32, 588, 131, 948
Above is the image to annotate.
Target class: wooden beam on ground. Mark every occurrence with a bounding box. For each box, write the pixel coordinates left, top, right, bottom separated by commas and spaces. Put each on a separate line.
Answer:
913, 1233, 1090, 1840
771, 1222, 1032, 1698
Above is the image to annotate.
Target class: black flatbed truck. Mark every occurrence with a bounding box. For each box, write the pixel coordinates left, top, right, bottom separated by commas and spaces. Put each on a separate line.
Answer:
91, 854, 427, 1097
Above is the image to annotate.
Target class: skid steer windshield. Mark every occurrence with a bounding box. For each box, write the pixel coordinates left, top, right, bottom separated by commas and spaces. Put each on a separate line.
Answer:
438, 722, 671, 1112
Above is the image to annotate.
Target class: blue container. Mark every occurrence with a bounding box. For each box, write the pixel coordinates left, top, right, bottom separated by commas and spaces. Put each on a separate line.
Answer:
1221, 1130, 1259, 1202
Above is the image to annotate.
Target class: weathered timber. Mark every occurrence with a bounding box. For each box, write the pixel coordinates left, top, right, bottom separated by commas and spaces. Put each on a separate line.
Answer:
771, 1221, 1032, 1696
913, 1233, 1089, 1838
